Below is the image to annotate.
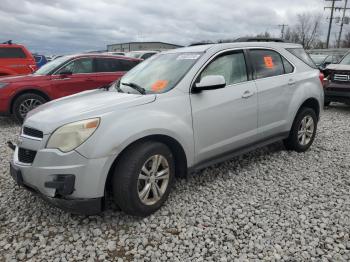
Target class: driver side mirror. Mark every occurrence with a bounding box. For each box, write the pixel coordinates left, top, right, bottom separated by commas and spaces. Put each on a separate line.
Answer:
193, 75, 226, 92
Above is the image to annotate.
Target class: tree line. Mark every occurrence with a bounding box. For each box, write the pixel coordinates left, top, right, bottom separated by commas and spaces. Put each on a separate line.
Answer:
192, 12, 350, 49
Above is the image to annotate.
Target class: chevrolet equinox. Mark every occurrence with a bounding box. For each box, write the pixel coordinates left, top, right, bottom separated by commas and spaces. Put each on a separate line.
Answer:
9, 42, 324, 217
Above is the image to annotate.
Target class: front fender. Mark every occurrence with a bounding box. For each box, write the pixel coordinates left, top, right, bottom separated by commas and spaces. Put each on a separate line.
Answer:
77, 98, 194, 166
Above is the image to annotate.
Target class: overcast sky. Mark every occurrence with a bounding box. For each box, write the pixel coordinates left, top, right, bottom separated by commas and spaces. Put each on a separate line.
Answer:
0, 0, 342, 55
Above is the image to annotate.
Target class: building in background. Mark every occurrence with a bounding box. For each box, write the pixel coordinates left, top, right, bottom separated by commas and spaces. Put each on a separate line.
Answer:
107, 41, 183, 52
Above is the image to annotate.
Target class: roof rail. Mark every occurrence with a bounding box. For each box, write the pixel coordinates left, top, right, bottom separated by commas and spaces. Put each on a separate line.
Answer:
2, 40, 13, 45
233, 37, 285, 43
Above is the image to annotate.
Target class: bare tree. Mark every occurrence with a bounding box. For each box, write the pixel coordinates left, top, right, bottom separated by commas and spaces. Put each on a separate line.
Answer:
341, 32, 350, 47
294, 13, 322, 49
284, 13, 322, 49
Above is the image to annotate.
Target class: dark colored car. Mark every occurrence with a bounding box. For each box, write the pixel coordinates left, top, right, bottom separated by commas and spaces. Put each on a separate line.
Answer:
309, 54, 343, 71
0, 54, 141, 122
323, 52, 350, 106
33, 54, 48, 68
0, 41, 37, 77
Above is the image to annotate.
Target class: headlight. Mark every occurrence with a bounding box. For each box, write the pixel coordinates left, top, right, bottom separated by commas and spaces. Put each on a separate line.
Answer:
0, 82, 8, 89
47, 118, 100, 152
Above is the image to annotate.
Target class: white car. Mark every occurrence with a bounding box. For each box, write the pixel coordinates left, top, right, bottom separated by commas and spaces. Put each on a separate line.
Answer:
10, 42, 324, 217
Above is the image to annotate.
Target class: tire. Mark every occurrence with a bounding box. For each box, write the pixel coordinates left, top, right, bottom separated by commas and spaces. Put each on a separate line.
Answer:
283, 107, 317, 152
324, 101, 331, 107
12, 93, 47, 123
112, 141, 175, 217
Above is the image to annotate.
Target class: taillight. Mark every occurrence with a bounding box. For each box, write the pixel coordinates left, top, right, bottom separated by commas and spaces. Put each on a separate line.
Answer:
319, 72, 325, 86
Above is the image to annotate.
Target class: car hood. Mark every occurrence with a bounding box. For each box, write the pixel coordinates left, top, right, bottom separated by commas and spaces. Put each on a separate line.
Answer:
326, 64, 350, 71
0, 74, 48, 83
24, 89, 156, 134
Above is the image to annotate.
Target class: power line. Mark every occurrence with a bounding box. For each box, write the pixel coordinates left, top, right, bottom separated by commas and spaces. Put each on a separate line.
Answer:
337, 0, 350, 47
324, 0, 342, 48
278, 24, 288, 39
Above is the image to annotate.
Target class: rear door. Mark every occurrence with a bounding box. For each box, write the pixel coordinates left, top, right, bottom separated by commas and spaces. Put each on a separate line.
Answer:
50, 57, 97, 98
248, 49, 295, 140
94, 58, 139, 87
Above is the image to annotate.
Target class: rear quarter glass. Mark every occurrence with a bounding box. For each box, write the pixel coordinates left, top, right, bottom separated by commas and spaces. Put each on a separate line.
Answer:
286, 48, 317, 69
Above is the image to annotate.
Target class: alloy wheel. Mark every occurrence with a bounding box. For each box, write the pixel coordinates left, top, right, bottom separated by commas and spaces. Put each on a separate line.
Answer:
19, 99, 43, 119
137, 154, 170, 205
298, 115, 315, 146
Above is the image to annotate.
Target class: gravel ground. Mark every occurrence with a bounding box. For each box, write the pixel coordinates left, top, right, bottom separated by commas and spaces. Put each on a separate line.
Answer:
0, 105, 350, 261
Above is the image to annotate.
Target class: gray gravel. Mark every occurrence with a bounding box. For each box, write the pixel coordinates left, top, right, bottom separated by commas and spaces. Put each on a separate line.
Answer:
1, 104, 350, 261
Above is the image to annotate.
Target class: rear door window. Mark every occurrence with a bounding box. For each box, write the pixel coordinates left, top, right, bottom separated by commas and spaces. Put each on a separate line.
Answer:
0, 47, 26, 58
95, 58, 123, 72
250, 49, 285, 79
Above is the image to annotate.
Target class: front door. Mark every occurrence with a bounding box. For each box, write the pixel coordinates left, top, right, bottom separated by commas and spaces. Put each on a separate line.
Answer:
190, 50, 258, 164
50, 57, 98, 98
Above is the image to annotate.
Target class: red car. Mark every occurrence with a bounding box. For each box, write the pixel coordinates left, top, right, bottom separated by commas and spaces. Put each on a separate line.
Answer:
0, 41, 37, 77
0, 54, 142, 122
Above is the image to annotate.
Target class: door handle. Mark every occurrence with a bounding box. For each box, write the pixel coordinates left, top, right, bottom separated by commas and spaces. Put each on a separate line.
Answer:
242, 90, 254, 98
288, 79, 296, 86
85, 78, 94, 81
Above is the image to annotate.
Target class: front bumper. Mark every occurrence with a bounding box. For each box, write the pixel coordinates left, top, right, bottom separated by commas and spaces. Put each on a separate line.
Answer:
324, 82, 350, 103
10, 135, 114, 214
10, 162, 102, 215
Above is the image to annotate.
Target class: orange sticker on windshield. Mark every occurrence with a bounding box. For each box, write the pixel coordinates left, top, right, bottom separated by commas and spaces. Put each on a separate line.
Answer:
151, 80, 168, 92
264, 56, 274, 69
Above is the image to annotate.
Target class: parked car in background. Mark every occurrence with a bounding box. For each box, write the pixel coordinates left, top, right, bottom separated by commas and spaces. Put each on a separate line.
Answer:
309, 53, 343, 70
125, 50, 159, 60
323, 52, 350, 106
33, 54, 48, 68
0, 41, 37, 77
9, 42, 323, 217
105, 52, 125, 56
0, 54, 141, 122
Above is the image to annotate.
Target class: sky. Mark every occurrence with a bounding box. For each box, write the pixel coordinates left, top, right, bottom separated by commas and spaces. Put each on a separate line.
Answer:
0, 0, 343, 55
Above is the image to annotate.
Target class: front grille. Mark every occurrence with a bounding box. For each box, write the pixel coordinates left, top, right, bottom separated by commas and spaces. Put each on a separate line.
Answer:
333, 74, 350, 82
22, 126, 43, 139
18, 148, 37, 164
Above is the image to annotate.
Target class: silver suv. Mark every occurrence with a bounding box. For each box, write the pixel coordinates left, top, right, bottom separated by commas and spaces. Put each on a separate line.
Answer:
9, 42, 324, 217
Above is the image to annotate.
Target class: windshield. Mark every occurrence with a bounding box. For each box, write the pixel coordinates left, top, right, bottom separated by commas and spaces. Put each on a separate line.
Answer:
310, 54, 327, 65
115, 52, 202, 94
34, 56, 71, 75
340, 53, 350, 65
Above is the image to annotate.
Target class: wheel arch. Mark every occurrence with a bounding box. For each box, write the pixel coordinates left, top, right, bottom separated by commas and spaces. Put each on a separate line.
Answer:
104, 134, 188, 193
10, 88, 51, 113
297, 97, 320, 120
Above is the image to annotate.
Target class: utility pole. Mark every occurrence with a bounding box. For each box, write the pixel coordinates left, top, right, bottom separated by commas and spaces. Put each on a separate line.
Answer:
278, 24, 288, 39
325, 0, 341, 48
337, 0, 350, 47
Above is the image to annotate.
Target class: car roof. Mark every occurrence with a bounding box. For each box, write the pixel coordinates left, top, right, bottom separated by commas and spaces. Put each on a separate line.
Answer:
0, 43, 25, 48
165, 42, 302, 54
63, 53, 142, 61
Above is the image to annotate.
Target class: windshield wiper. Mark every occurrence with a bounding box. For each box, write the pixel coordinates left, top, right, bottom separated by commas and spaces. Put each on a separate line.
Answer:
115, 80, 124, 93
121, 82, 146, 95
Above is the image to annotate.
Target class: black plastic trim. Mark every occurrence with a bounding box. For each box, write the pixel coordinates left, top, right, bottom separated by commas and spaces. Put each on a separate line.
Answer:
188, 132, 289, 174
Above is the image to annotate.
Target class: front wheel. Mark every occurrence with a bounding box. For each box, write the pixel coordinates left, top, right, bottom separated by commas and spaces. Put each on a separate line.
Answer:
283, 107, 317, 152
12, 93, 47, 123
112, 141, 175, 217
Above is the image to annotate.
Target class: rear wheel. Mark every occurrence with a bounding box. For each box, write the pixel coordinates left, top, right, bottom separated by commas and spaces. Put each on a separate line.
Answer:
12, 93, 47, 123
112, 141, 175, 217
283, 107, 317, 152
